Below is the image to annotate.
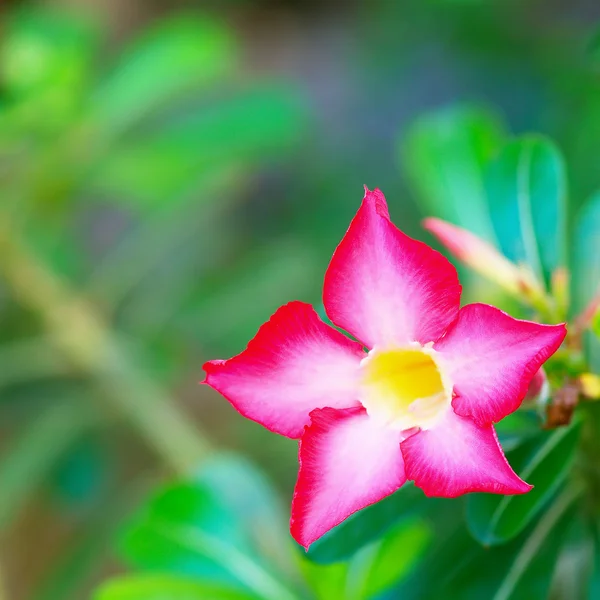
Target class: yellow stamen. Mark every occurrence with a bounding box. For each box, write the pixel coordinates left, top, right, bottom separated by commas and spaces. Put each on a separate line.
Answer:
360, 346, 452, 430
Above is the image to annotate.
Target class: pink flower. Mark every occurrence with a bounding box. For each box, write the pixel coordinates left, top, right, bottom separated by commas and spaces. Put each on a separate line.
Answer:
202, 188, 567, 550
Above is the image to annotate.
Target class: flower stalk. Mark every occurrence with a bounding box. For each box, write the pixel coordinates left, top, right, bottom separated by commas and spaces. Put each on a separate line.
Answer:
0, 216, 211, 475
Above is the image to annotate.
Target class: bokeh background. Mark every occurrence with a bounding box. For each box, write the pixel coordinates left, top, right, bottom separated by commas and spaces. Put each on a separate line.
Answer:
1, 0, 600, 598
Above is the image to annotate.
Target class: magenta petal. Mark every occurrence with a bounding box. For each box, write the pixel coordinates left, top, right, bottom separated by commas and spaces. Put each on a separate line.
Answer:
323, 188, 461, 348
401, 409, 531, 497
434, 303, 566, 426
202, 302, 365, 439
291, 407, 407, 549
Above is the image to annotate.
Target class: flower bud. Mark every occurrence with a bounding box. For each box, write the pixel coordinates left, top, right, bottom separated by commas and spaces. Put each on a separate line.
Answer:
423, 217, 547, 309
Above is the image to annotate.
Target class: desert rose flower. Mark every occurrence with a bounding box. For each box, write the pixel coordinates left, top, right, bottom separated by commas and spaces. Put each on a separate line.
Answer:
202, 188, 567, 549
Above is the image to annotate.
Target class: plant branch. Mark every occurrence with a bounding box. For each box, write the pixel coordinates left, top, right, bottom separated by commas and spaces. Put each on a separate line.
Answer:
0, 218, 211, 475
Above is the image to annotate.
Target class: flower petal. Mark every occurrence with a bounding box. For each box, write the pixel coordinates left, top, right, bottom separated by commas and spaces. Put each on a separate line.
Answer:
203, 302, 365, 439
401, 408, 531, 497
291, 407, 406, 549
435, 303, 566, 426
323, 188, 461, 348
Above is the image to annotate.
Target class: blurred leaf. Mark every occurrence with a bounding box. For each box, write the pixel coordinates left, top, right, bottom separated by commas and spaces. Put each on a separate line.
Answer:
22, 219, 84, 281
397, 486, 579, 600
494, 409, 541, 452
180, 241, 318, 355
93, 14, 237, 133
547, 516, 595, 600
401, 104, 505, 241
305, 483, 428, 564
87, 189, 237, 309
589, 26, 600, 69
467, 420, 580, 546
31, 479, 149, 600
120, 455, 298, 600
485, 135, 567, 285
52, 438, 107, 505
299, 517, 431, 600
298, 558, 348, 600
0, 396, 96, 528
593, 308, 600, 339
196, 455, 296, 578
351, 518, 431, 599
491, 486, 581, 600
572, 192, 600, 370
1, 8, 98, 98
571, 191, 600, 314
94, 84, 307, 209
0, 7, 98, 133
0, 337, 68, 389
94, 575, 262, 600
589, 525, 600, 600
120, 480, 251, 578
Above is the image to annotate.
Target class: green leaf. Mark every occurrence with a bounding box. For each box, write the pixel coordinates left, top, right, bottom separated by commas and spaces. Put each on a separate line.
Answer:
31, 478, 148, 600
94, 14, 236, 133
94, 575, 262, 600
401, 104, 505, 241
352, 518, 431, 599
196, 455, 295, 578
0, 7, 98, 135
297, 558, 348, 600
119, 455, 298, 600
593, 308, 600, 340
467, 421, 580, 546
22, 219, 84, 281
179, 241, 319, 355
1, 7, 98, 99
589, 524, 600, 599
0, 396, 96, 529
547, 516, 595, 600
299, 517, 431, 600
571, 192, 600, 314
305, 483, 429, 564
398, 486, 579, 600
485, 135, 567, 285
588, 26, 600, 70
494, 409, 542, 452
572, 192, 600, 370
93, 84, 307, 209
491, 486, 581, 600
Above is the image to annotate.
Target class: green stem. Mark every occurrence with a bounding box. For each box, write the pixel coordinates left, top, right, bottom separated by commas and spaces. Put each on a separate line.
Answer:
0, 218, 211, 475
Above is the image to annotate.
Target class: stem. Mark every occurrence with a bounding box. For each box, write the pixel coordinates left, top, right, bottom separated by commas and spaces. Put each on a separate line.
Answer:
0, 218, 211, 475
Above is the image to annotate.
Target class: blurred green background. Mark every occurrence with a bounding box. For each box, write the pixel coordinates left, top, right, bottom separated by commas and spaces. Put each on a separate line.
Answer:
1, 0, 600, 598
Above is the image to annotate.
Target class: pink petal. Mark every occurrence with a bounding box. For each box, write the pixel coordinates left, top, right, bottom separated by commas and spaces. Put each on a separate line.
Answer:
434, 303, 566, 426
323, 188, 461, 348
401, 408, 531, 497
291, 407, 406, 549
202, 302, 365, 439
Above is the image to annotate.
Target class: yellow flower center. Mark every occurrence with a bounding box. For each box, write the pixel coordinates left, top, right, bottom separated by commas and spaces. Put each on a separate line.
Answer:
359, 346, 452, 430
